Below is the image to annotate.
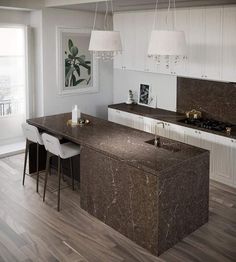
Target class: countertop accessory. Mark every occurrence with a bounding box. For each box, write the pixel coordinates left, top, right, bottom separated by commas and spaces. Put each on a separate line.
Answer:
72, 105, 78, 124
126, 90, 135, 104
67, 119, 90, 127
226, 127, 232, 135
185, 109, 202, 119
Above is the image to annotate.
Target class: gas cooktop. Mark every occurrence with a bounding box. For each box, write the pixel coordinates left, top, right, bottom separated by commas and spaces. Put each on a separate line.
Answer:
178, 118, 234, 133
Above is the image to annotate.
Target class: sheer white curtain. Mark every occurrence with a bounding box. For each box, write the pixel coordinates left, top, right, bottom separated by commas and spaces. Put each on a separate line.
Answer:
0, 25, 27, 146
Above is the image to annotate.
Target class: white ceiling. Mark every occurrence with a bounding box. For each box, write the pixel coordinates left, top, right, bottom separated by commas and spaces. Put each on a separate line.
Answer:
54, 0, 236, 13
1, 0, 236, 12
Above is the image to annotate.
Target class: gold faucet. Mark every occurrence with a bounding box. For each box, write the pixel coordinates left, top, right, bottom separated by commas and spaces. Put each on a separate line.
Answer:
154, 122, 164, 147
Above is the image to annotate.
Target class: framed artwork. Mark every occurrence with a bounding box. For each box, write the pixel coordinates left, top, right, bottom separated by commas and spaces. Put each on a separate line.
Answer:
138, 84, 156, 108
57, 27, 98, 96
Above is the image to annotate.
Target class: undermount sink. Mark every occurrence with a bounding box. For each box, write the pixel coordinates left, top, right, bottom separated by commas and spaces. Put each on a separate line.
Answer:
145, 139, 181, 153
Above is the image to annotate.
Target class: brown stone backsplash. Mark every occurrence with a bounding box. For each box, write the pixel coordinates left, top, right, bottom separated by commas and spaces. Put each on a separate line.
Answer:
177, 77, 236, 125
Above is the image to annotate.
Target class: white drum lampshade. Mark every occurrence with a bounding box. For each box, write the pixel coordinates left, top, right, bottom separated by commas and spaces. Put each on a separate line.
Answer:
148, 30, 187, 56
89, 30, 122, 59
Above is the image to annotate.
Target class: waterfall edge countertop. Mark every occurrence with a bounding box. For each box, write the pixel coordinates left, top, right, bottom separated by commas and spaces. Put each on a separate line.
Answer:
27, 113, 208, 177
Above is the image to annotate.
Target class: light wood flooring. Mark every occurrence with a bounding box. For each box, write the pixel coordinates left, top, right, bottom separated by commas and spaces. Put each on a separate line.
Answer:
0, 154, 235, 262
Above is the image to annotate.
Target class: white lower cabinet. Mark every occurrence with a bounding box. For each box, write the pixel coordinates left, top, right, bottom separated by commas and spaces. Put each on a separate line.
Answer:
108, 108, 236, 188
211, 136, 236, 186
184, 127, 214, 177
168, 123, 186, 143
108, 108, 133, 128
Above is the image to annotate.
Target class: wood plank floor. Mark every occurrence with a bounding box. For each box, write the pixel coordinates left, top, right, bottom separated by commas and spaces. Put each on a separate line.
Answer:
0, 154, 235, 262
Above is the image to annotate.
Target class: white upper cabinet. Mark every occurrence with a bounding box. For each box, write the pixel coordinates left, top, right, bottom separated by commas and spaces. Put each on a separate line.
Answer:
113, 13, 136, 70
133, 12, 148, 72
171, 8, 189, 76
222, 6, 236, 82
113, 6, 236, 82
113, 14, 124, 69
204, 7, 222, 80
134, 11, 157, 73
144, 12, 158, 73
188, 8, 205, 79
155, 10, 173, 75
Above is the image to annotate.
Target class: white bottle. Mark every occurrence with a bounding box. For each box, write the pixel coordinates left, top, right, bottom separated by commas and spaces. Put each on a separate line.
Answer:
77, 108, 81, 119
72, 105, 78, 124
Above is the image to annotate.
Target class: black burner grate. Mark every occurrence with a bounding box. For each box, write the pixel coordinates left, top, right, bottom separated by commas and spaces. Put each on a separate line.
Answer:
178, 118, 234, 132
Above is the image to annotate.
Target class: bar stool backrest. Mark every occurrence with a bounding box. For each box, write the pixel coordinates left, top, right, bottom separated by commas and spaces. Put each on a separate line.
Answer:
42, 133, 62, 157
22, 123, 43, 145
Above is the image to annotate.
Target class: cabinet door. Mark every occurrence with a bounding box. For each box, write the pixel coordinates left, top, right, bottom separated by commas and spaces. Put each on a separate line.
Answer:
233, 140, 236, 186
113, 14, 124, 69
143, 117, 153, 133
170, 9, 189, 77
184, 128, 202, 147
134, 12, 149, 72
212, 136, 235, 186
145, 11, 159, 73
108, 109, 133, 127
122, 13, 136, 70
108, 108, 117, 122
155, 10, 172, 75
133, 115, 145, 131
204, 7, 222, 80
168, 123, 185, 143
222, 6, 236, 82
188, 8, 205, 79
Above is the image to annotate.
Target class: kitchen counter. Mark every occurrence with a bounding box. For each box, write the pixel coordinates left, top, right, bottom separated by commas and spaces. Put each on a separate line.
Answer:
27, 112, 207, 177
109, 103, 236, 139
27, 113, 209, 256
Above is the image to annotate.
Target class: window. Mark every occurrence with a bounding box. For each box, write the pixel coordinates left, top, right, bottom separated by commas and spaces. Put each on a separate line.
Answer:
0, 26, 27, 146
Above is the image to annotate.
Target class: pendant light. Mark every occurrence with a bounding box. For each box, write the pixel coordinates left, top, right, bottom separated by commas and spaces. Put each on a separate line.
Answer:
89, 0, 122, 60
148, 0, 187, 68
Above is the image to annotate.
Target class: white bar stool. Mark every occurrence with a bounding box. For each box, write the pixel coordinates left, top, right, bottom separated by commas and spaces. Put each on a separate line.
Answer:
42, 133, 80, 211
22, 123, 44, 192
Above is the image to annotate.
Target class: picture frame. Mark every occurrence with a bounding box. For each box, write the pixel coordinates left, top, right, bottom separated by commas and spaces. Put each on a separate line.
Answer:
138, 84, 156, 108
56, 27, 99, 96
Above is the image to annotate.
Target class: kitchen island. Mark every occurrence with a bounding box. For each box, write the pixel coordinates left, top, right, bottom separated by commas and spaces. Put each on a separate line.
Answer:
27, 113, 209, 256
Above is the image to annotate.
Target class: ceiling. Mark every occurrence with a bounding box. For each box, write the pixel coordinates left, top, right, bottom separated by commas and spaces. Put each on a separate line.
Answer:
55, 0, 236, 13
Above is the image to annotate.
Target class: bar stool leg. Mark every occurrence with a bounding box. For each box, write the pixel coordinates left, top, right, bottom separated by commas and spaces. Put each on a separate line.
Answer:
43, 152, 50, 202
36, 143, 39, 193
58, 156, 61, 212
22, 139, 29, 186
70, 158, 75, 191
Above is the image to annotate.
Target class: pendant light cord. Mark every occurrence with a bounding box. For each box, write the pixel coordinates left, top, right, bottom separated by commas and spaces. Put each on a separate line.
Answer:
173, 0, 176, 30
152, 0, 159, 30
166, 0, 171, 28
111, 0, 114, 16
104, 0, 109, 30
92, 2, 98, 30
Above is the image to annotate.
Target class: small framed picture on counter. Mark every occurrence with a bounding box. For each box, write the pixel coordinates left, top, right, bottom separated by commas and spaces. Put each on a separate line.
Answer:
138, 84, 156, 108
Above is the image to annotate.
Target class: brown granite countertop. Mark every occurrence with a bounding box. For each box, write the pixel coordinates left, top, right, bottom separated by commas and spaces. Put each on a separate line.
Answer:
27, 113, 208, 177
108, 103, 236, 140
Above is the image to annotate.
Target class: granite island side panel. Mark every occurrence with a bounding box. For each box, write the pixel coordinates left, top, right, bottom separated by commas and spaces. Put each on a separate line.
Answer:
80, 146, 209, 256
